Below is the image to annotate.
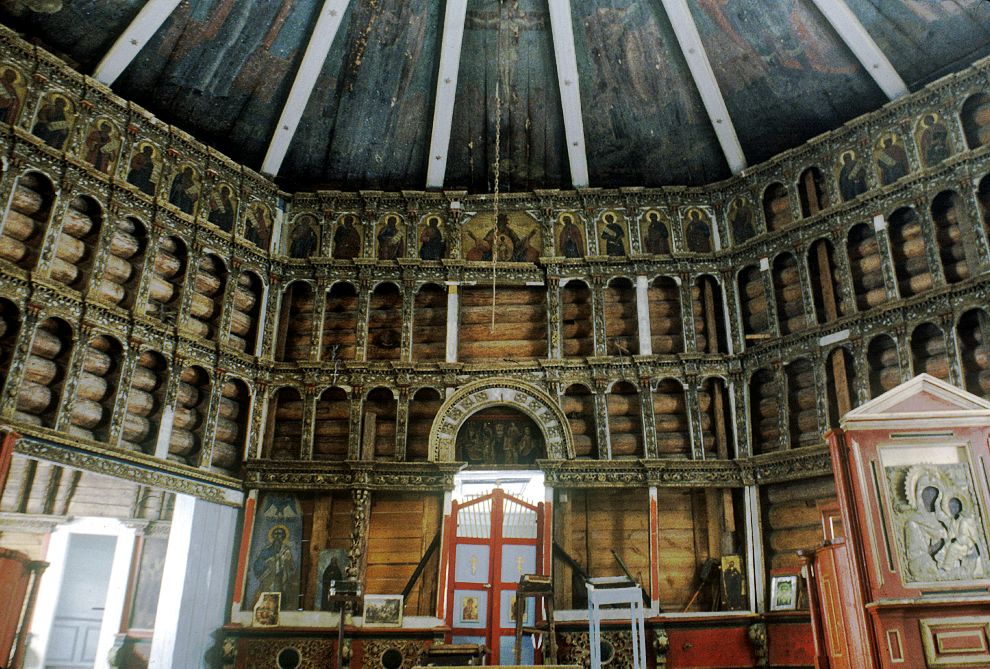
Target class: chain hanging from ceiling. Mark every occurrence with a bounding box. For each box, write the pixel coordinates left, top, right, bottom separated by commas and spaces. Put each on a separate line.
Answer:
491, 0, 505, 332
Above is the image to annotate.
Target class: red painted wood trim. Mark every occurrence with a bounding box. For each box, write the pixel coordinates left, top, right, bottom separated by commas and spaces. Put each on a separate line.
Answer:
232, 495, 256, 606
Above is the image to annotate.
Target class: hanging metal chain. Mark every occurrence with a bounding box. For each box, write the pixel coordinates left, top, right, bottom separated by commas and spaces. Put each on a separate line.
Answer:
490, 9, 504, 333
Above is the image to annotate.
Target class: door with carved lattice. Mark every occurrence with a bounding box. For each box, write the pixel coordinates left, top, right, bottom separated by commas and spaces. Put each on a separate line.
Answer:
443, 488, 544, 665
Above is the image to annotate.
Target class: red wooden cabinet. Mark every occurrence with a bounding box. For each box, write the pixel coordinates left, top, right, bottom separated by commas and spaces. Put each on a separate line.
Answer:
816, 375, 990, 669
0, 547, 47, 669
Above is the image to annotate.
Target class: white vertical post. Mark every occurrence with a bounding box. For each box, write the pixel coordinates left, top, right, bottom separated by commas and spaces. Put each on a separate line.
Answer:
635, 275, 652, 355
446, 282, 459, 362
546, 0, 590, 188
93, 0, 183, 85
426, 0, 470, 188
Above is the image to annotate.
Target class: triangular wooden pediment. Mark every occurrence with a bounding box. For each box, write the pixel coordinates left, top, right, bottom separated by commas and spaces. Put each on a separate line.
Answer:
843, 374, 990, 426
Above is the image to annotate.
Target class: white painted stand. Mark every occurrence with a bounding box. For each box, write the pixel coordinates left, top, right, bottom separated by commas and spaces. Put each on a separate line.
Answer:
586, 577, 646, 669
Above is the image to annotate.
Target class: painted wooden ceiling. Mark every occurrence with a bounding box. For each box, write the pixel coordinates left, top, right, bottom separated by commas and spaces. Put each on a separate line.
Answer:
3, 0, 989, 193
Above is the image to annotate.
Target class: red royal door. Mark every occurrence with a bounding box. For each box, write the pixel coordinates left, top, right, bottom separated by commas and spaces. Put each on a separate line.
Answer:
441, 489, 545, 665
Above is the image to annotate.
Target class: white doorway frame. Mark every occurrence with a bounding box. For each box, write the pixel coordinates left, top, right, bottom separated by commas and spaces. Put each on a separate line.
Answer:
26, 517, 137, 669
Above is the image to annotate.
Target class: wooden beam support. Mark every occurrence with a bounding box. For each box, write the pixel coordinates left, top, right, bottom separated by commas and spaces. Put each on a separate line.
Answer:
808, 0, 907, 100
261, 0, 352, 177
547, 0, 590, 189
659, 0, 747, 174
425, 0, 469, 189
93, 0, 183, 86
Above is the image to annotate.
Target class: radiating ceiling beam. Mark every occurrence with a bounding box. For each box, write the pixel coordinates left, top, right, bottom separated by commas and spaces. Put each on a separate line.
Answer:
660, 0, 746, 174
547, 0, 590, 189
261, 0, 351, 177
425, 0, 469, 189
93, 0, 183, 85
809, 0, 907, 101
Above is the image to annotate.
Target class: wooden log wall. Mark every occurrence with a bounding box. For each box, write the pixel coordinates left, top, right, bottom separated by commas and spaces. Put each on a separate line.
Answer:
962, 93, 990, 149
0, 173, 51, 270
867, 335, 901, 397
658, 489, 710, 611
561, 280, 593, 358
699, 378, 733, 459
407, 388, 442, 461
825, 348, 856, 429
268, 387, 303, 459
846, 223, 886, 311
15, 318, 71, 429
0, 299, 20, 392
302, 492, 352, 610
749, 369, 781, 455
910, 323, 950, 381
186, 254, 226, 341
772, 253, 806, 335
763, 183, 792, 231
362, 388, 397, 460
652, 380, 690, 458
798, 167, 828, 218
365, 492, 441, 615
737, 265, 769, 345
562, 384, 596, 458
94, 216, 145, 309
693, 276, 728, 354
412, 284, 446, 361
68, 335, 121, 442
648, 277, 683, 354
604, 279, 638, 357
227, 272, 261, 354
786, 359, 820, 448
119, 351, 167, 453
607, 382, 643, 458
368, 283, 401, 361
279, 281, 315, 362
211, 378, 250, 472
931, 191, 970, 284
144, 235, 186, 321
169, 366, 210, 466
762, 476, 836, 571
50, 196, 101, 291
958, 309, 990, 398
322, 282, 358, 361
458, 285, 547, 361
314, 387, 348, 460
807, 239, 846, 323
888, 208, 933, 297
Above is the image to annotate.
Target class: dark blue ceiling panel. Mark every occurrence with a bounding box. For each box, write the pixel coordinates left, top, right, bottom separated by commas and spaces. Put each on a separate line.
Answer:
281, 0, 441, 190
689, 0, 888, 166
444, 0, 568, 193
114, 0, 324, 168
846, 0, 990, 91
0, 0, 146, 70
572, 0, 729, 187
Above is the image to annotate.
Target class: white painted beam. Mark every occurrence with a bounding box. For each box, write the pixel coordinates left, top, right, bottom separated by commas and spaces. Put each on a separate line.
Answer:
809, 0, 908, 100
426, 0, 469, 189
261, 0, 351, 177
93, 0, 183, 85
660, 0, 747, 174
547, 0, 590, 188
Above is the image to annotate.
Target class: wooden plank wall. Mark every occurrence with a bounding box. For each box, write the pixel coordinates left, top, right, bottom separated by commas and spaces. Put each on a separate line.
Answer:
365, 492, 441, 615
761, 475, 836, 571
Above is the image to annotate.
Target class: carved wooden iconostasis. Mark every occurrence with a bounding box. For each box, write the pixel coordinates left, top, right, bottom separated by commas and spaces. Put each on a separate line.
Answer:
817, 375, 990, 669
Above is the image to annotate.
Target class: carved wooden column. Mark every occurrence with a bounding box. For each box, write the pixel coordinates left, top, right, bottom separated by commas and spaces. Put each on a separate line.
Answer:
347, 488, 371, 585
678, 273, 698, 352
757, 258, 781, 339
401, 279, 415, 363
719, 269, 744, 355
638, 376, 658, 459
195, 370, 225, 468
683, 378, 704, 459
248, 380, 269, 459
849, 335, 872, 407
893, 325, 914, 382
940, 315, 964, 388
546, 276, 561, 359
52, 322, 91, 433
310, 279, 329, 363
106, 340, 142, 448
152, 357, 183, 460
259, 275, 282, 360
394, 386, 410, 462
592, 379, 611, 460
914, 198, 947, 288
354, 280, 371, 362
132, 225, 164, 321
591, 275, 607, 357
347, 385, 363, 460
300, 384, 317, 460
829, 228, 857, 318
871, 214, 902, 301
960, 176, 990, 271
215, 258, 239, 351
0, 303, 39, 418
793, 243, 819, 329
32, 178, 70, 279
175, 240, 204, 339
84, 201, 123, 305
